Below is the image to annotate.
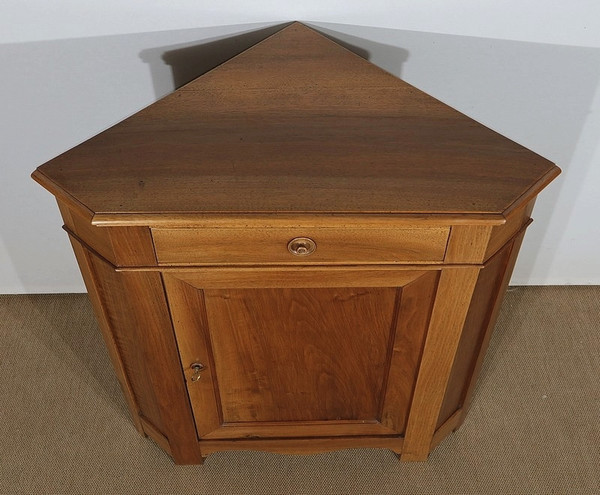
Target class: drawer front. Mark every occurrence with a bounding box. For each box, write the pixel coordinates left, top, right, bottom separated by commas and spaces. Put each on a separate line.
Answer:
152, 227, 449, 265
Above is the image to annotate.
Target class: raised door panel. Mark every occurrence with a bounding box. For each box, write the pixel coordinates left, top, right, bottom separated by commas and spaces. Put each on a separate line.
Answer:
205, 286, 396, 423
163, 268, 438, 441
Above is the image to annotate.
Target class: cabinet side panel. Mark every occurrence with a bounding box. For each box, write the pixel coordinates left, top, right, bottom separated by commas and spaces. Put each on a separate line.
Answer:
116, 270, 202, 463
59, 201, 116, 264
65, 235, 145, 434
400, 266, 480, 461
459, 229, 527, 423
67, 236, 202, 463
86, 254, 165, 432
436, 240, 513, 428
58, 200, 157, 267
484, 200, 534, 261
436, 226, 528, 430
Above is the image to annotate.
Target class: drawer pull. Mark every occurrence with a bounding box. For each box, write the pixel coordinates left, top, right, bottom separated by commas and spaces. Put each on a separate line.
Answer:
190, 362, 206, 382
288, 237, 316, 256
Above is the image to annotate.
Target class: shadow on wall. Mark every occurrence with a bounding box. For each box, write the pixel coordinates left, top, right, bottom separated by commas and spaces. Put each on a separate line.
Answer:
138, 22, 407, 97
317, 30, 409, 77
139, 23, 290, 96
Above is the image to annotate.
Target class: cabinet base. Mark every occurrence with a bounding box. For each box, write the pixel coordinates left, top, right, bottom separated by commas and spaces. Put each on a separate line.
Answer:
139, 410, 466, 464
199, 436, 404, 458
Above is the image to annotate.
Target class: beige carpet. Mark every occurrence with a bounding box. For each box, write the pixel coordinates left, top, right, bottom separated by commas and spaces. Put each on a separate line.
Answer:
1, 287, 598, 494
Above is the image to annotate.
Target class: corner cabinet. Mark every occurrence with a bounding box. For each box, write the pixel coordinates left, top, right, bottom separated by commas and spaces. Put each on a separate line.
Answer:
32, 23, 560, 464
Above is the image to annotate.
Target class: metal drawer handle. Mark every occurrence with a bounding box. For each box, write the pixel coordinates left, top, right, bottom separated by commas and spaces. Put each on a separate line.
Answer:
287, 237, 317, 256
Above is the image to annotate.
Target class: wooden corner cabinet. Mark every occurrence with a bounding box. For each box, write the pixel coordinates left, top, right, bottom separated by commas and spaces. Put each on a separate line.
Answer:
32, 23, 560, 464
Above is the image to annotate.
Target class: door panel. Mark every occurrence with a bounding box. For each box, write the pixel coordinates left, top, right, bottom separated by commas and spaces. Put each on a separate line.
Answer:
163, 276, 222, 437
380, 270, 440, 432
163, 268, 438, 440
204, 286, 397, 423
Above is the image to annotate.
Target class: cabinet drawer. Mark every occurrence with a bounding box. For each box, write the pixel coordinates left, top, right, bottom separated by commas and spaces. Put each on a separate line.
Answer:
152, 227, 449, 265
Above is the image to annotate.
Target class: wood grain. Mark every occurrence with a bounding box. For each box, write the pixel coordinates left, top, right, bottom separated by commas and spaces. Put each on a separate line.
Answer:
109, 226, 156, 266
162, 274, 222, 438
86, 251, 165, 433
400, 267, 480, 461
444, 225, 493, 263
436, 237, 515, 428
63, 230, 145, 435
32, 23, 559, 222
171, 266, 425, 289
204, 286, 396, 423
152, 227, 449, 265
164, 269, 440, 441
66, 243, 202, 464
430, 409, 463, 451
32, 22, 560, 464
140, 416, 173, 457
59, 201, 156, 267
59, 201, 115, 264
380, 270, 439, 433
92, 212, 508, 228
484, 200, 534, 261
458, 228, 528, 425
199, 422, 398, 440
116, 270, 203, 463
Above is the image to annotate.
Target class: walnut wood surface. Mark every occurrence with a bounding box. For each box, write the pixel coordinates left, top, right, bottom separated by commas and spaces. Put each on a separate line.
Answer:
162, 274, 223, 438
436, 208, 534, 428
164, 268, 438, 440
59, 222, 203, 463
436, 237, 515, 427
206, 286, 396, 422
32, 23, 559, 223
458, 227, 529, 424
484, 200, 535, 261
401, 267, 480, 461
445, 225, 493, 263
169, 266, 427, 289
61, 214, 145, 435
199, 422, 399, 440
380, 270, 438, 433
152, 227, 449, 265
32, 21, 560, 465
86, 252, 165, 432
59, 201, 156, 266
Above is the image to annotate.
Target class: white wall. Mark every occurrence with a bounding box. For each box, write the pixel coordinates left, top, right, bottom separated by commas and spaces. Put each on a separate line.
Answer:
2, 1, 599, 46
1, 2, 599, 293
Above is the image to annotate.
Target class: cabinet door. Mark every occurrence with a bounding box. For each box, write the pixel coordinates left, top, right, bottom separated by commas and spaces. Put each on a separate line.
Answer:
163, 267, 439, 440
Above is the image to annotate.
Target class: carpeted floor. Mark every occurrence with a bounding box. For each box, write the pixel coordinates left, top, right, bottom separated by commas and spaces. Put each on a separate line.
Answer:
0, 287, 598, 494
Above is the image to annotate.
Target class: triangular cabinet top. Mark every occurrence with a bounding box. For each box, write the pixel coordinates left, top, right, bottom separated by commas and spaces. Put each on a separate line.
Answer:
32, 22, 560, 226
